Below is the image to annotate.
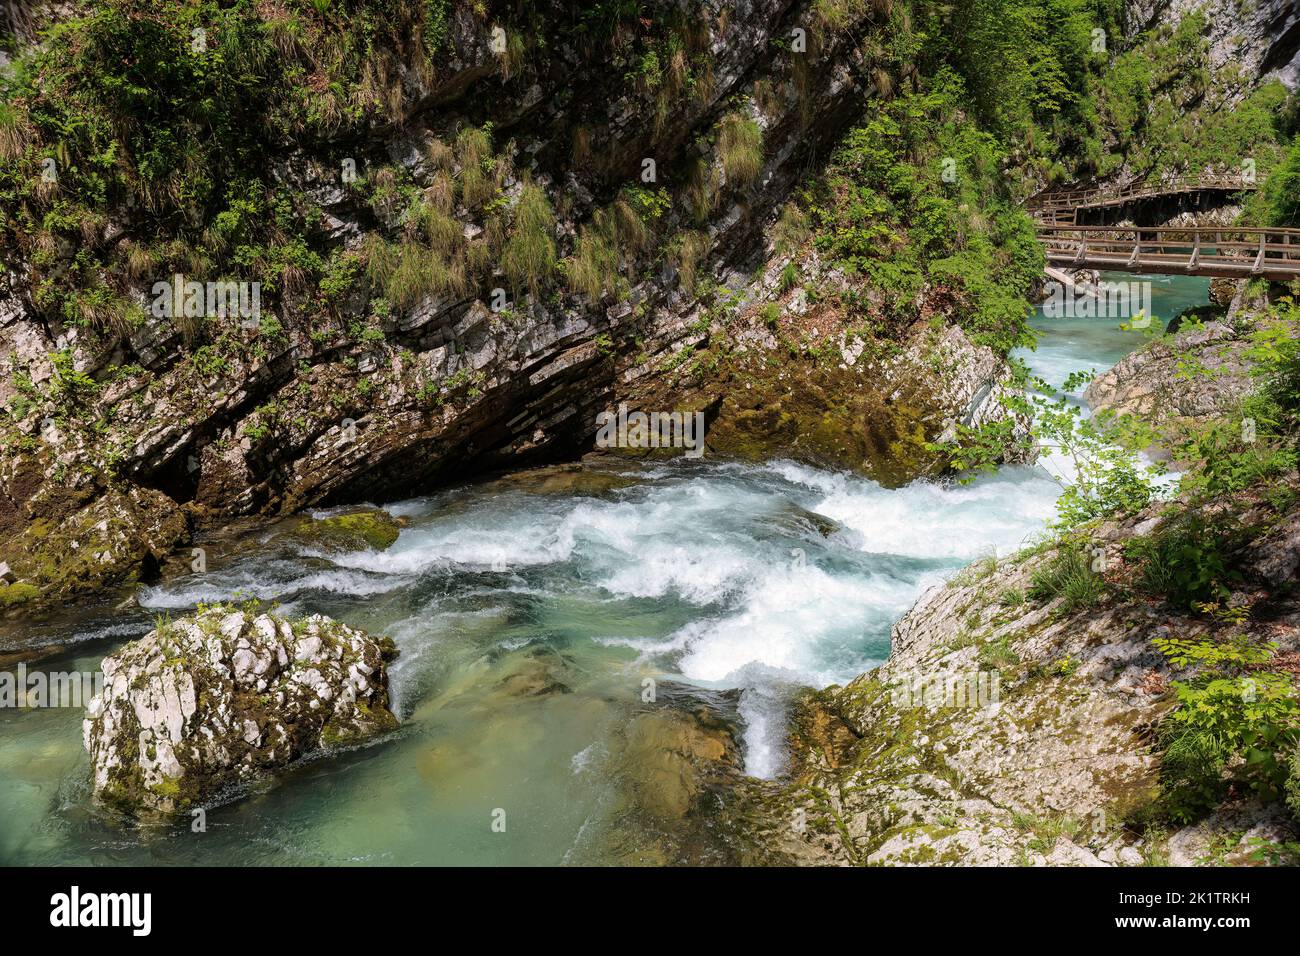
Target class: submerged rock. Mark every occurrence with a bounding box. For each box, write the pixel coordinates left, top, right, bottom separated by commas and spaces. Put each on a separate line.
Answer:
614, 707, 741, 820
83, 607, 398, 816
493, 462, 640, 497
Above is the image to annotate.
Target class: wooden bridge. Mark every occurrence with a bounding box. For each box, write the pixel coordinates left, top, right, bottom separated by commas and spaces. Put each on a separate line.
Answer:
1037, 224, 1300, 280
1027, 177, 1300, 280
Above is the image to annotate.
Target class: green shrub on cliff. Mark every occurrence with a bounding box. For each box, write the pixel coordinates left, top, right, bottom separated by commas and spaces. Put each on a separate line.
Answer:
805, 78, 1042, 353
1250, 138, 1300, 226
1025, 545, 1105, 613
1125, 513, 1244, 611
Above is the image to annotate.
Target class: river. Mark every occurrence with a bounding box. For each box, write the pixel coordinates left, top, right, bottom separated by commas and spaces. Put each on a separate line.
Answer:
0, 273, 1210, 865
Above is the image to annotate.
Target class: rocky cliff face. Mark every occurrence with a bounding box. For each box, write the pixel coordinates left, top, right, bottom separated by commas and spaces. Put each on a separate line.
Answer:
1084, 320, 1257, 424
1127, 0, 1300, 93
0, 1, 1032, 616
732, 486, 1300, 865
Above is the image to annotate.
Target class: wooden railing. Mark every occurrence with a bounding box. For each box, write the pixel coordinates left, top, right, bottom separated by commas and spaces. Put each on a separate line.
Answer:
1036, 224, 1300, 280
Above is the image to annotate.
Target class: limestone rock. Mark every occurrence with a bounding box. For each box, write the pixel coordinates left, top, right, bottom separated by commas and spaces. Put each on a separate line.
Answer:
0, 485, 188, 614
735, 490, 1300, 866
83, 607, 399, 815
1083, 322, 1255, 422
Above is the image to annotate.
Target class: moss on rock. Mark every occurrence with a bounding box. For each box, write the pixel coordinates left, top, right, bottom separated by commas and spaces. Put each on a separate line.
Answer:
286, 508, 401, 552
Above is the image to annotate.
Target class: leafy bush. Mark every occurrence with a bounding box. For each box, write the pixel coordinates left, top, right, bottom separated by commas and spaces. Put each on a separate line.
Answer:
803, 80, 1042, 353
1287, 749, 1300, 821
1124, 513, 1241, 611
1153, 636, 1300, 822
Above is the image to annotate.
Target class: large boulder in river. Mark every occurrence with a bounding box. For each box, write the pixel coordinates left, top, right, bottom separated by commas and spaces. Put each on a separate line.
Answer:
84, 607, 398, 815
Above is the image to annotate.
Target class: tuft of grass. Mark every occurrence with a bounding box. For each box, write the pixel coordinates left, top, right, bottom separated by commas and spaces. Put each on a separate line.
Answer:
365, 236, 449, 310
427, 137, 453, 170
950, 552, 999, 587
674, 230, 712, 295
772, 202, 811, 254
390, 242, 447, 309
997, 586, 1026, 608
978, 636, 1019, 670
1026, 547, 1104, 613
565, 228, 619, 301
1012, 811, 1084, 854
502, 182, 557, 295
363, 233, 398, 289
718, 112, 764, 188
0, 102, 24, 163
408, 201, 461, 257
456, 126, 496, 208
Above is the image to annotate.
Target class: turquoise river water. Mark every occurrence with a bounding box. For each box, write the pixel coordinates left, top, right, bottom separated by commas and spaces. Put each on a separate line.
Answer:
0, 273, 1209, 865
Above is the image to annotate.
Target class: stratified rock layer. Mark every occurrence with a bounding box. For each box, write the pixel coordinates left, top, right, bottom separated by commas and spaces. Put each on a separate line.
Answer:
84, 607, 398, 815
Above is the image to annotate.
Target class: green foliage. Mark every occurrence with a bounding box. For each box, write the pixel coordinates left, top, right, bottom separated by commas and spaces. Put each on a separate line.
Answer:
1086, 14, 1288, 182
935, 365, 1162, 525
1151, 635, 1273, 671
1252, 137, 1300, 227
803, 80, 1041, 353
1153, 636, 1300, 822
0, 0, 459, 339
1124, 512, 1241, 611
48, 349, 99, 403
978, 635, 1020, 670
928, 401, 1034, 480
1026, 545, 1105, 613
1287, 749, 1300, 821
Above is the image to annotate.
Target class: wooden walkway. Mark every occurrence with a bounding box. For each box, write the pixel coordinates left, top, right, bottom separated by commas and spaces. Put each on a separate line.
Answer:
1037, 224, 1300, 280
1026, 177, 1300, 279
1027, 177, 1254, 220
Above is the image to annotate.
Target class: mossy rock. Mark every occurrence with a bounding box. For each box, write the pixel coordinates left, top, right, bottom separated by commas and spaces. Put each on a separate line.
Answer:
85, 607, 400, 816
287, 508, 401, 552
0, 582, 40, 607
0, 486, 188, 614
